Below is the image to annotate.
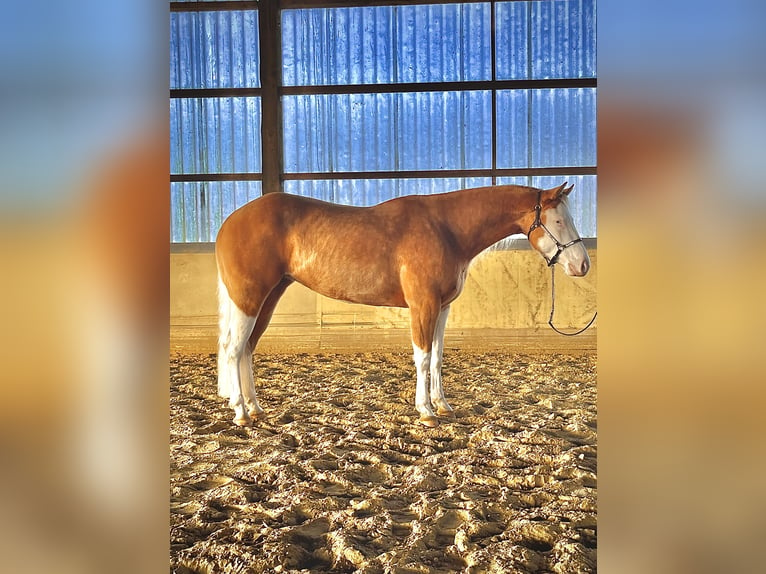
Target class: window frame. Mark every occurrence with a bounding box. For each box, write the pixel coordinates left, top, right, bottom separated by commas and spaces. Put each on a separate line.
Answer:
170, 0, 597, 242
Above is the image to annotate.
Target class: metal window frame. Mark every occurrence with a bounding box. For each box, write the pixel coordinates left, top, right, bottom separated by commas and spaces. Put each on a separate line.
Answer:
170, 0, 597, 204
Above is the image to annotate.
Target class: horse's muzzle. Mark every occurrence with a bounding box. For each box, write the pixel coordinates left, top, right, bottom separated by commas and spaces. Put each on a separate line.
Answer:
566, 257, 590, 277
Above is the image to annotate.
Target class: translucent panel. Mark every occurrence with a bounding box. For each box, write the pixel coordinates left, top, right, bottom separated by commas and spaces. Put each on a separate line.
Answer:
170, 98, 262, 174
171, 181, 262, 243
496, 0, 596, 80
283, 92, 492, 173
497, 88, 596, 168
495, 90, 530, 168
282, 93, 397, 173
282, 3, 491, 85
529, 0, 596, 79
528, 88, 596, 167
494, 1, 530, 80
170, 11, 260, 89
285, 177, 492, 207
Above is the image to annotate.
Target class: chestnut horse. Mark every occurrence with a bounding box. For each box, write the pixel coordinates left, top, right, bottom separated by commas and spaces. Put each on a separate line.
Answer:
215, 183, 590, 427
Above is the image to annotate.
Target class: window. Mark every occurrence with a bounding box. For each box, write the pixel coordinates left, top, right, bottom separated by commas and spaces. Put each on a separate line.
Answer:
170, 1, 596, 242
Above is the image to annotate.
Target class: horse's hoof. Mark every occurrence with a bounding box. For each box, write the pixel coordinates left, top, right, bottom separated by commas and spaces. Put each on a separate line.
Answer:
419, 415, 440, 428
437, 407, 455, 418
233, 416, 252, 427
248, 410, 265, 421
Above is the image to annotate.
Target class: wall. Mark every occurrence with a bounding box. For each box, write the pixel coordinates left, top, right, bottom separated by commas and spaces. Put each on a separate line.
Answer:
171, 243, 596, 353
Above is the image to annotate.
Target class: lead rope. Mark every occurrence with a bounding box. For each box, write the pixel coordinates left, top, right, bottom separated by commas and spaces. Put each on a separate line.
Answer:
548, 265, 597, 336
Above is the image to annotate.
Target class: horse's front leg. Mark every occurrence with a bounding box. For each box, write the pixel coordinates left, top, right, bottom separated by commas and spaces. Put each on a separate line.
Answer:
430, 305, 454, 418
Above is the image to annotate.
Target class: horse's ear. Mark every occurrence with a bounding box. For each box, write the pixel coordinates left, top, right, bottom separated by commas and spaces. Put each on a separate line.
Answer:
563, 183, 575, 196
552, 182, 568, 198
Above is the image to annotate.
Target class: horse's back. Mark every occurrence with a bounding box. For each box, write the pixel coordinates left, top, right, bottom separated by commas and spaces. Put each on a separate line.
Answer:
215, 192, 458, 310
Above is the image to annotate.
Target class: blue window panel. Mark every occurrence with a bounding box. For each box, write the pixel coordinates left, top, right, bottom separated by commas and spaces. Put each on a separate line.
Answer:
171, 97, 262, 174
496, 0, 596, 80
282, 3, 491, 86
396, 2, 491, 83
285, 177, 492, 207
282, 7, 396, 85
496, 90, 531, 168
170, 10, 260, 89
529, 0, 596, 79
528, 88, 596, 167
283, 91, 492, 173
398, 91, 491, 170
495, 1, 530, 80
497, 88, 596, 169
282, 94, 397, 173
171, 181, 262, 242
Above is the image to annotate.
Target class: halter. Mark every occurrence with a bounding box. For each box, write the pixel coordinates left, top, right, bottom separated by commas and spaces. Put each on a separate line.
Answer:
528, 190, 597, 336
526, 190, 584, 267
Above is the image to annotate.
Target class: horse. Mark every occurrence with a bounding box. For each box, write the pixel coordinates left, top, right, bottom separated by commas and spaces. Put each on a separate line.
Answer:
215, 182, 591, 427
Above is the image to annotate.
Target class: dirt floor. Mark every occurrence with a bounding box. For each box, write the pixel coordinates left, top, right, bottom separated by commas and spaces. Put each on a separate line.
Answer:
170, 351, 596, 574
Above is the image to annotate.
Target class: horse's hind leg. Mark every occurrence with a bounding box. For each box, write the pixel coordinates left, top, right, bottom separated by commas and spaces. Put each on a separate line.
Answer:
223, 310, 257, 426
238, 342, 261, 419
218, 277, 257, 425
430, 305, 454, 418
240, 278, 293, 420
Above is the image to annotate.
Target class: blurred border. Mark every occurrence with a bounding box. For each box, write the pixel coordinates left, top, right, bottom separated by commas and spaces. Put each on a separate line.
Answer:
1, 1, 765, 573
0, 1, 169, 573
599, 1, 766, 573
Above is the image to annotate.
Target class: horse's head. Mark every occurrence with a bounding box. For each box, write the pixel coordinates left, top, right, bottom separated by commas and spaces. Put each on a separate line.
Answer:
527, 183, 591, 277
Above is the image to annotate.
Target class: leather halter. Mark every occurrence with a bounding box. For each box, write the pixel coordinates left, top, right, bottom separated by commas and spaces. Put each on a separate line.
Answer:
527, 190, 584, 267
527, 189, 596, 336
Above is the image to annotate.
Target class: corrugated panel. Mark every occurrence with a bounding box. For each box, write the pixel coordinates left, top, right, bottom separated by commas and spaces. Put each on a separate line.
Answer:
170, 97, 262, 174
170, 10, 260, 89
528, 88, 597, 167
171, 181, 262, 242
496, 88, 597, 168
283, 91, 492, 173
282, 3, 491, 85
529, 0, 597, 79
495, 1, 529, 79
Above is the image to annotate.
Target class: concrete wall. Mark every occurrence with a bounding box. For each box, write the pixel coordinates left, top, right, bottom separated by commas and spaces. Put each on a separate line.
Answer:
171, 243, 596, 353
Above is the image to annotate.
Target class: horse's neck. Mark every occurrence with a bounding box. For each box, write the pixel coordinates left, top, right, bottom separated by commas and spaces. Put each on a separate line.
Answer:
442, 186, 535, 260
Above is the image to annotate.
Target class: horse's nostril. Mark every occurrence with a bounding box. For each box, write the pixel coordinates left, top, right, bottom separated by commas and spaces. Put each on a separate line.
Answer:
569, 259, 589, 276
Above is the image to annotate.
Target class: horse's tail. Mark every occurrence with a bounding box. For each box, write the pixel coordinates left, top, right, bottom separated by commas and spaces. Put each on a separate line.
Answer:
216, 270, 232, 398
